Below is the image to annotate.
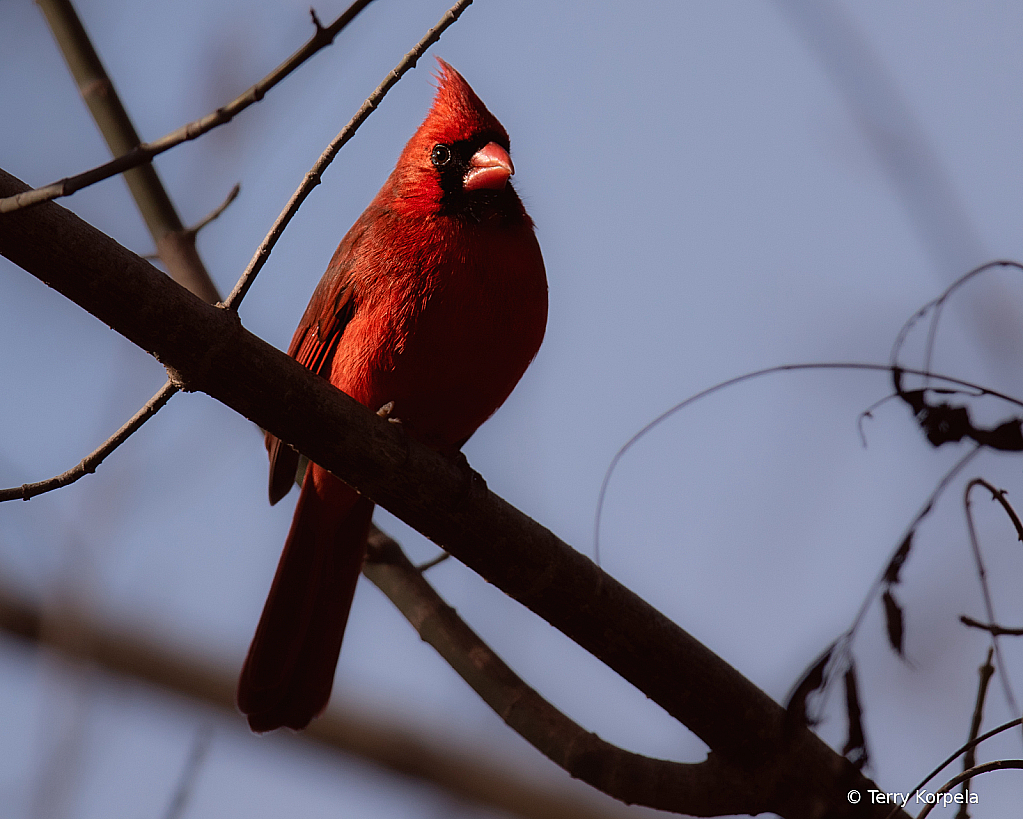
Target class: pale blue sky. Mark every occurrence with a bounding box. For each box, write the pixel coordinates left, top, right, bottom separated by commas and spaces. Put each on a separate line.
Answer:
3, 1, 1023, 816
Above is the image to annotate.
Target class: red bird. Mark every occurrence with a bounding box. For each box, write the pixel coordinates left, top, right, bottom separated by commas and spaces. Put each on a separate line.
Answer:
238, 61, 548, 732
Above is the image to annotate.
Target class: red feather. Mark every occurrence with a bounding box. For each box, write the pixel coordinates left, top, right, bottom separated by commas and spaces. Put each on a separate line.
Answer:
238, 61, 548, 731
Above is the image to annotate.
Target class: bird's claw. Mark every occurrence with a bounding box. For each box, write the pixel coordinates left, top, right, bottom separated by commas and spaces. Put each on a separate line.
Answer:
376, 401, 411, 466
376, 401, 402, 424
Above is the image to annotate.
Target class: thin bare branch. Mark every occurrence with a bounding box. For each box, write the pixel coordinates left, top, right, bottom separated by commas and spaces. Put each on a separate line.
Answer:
915, 760, 1023, 819
0, 380, 177, 502
890, 261, 1023, 381
1, 0, 378, 216
593, 357, 1023, 563
955, 649, 994, 819
223, 0, 476, 311
2, 6, 243, 508
959, 616, 1023, 637
966, 477, 1023, 542
884, 718, 1023, 819
964, 478, 1019, 713
161, 725, 214, 819
415, 551, 450, 572
184, 184, 240, 240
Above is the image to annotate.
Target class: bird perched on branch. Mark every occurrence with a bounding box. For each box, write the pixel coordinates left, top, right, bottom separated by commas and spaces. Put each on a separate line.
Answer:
238, 60, 548, 732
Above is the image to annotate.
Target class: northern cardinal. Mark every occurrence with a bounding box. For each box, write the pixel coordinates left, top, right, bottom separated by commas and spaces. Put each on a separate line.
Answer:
238, 61, 548, 732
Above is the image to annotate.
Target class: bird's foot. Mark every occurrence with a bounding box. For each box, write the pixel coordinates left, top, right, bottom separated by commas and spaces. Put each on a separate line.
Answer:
376, 401, 403, 425
376, 401, 411, 466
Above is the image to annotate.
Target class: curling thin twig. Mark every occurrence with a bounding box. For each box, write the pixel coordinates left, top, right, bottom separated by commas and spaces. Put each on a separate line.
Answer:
964, 478, 1020, 714
592, 360, 1018, 563
915, 760, 1023, 819
884, 718, 1023, 819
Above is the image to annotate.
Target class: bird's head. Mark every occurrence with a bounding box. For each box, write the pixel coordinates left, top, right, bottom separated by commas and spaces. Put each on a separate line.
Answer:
392, 59, 527, 225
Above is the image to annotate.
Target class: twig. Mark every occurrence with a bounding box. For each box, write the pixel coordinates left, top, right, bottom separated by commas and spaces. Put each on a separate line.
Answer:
593, 359, 1023, 563
0, 381, 177, 502
841, 445, 979, 654
415, 551, 450, 572
915, 760, 1023, 819
161, 725, 213, 819
3, 3, 243, 505
858, 392, 903, 447
183, 184, 241, 241
884, 718, 1023, 819
1, 0, 378, 216
890, 261, 1023, 380
787, 446, 981, 728
960, 616, 1023, 637
966, 477, 1023, 541
223, 0, 476, 311
955, 649, 994, 819
964, 478, 1019, 714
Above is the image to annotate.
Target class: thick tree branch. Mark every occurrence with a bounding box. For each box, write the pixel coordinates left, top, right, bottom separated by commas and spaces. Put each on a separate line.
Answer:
0, 166, 907, 818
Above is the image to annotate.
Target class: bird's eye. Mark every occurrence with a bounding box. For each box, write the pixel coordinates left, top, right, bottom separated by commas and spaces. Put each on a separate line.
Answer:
431, 144, 452, 168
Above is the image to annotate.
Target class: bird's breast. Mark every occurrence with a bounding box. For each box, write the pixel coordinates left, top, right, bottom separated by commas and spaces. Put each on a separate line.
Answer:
330, 220, 547, 449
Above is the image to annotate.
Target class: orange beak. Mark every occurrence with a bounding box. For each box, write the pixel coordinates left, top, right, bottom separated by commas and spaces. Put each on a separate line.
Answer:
463, 142, 514, 191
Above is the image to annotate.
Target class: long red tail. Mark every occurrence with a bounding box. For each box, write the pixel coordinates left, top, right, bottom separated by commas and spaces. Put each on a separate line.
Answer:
238, 464, 373, 732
